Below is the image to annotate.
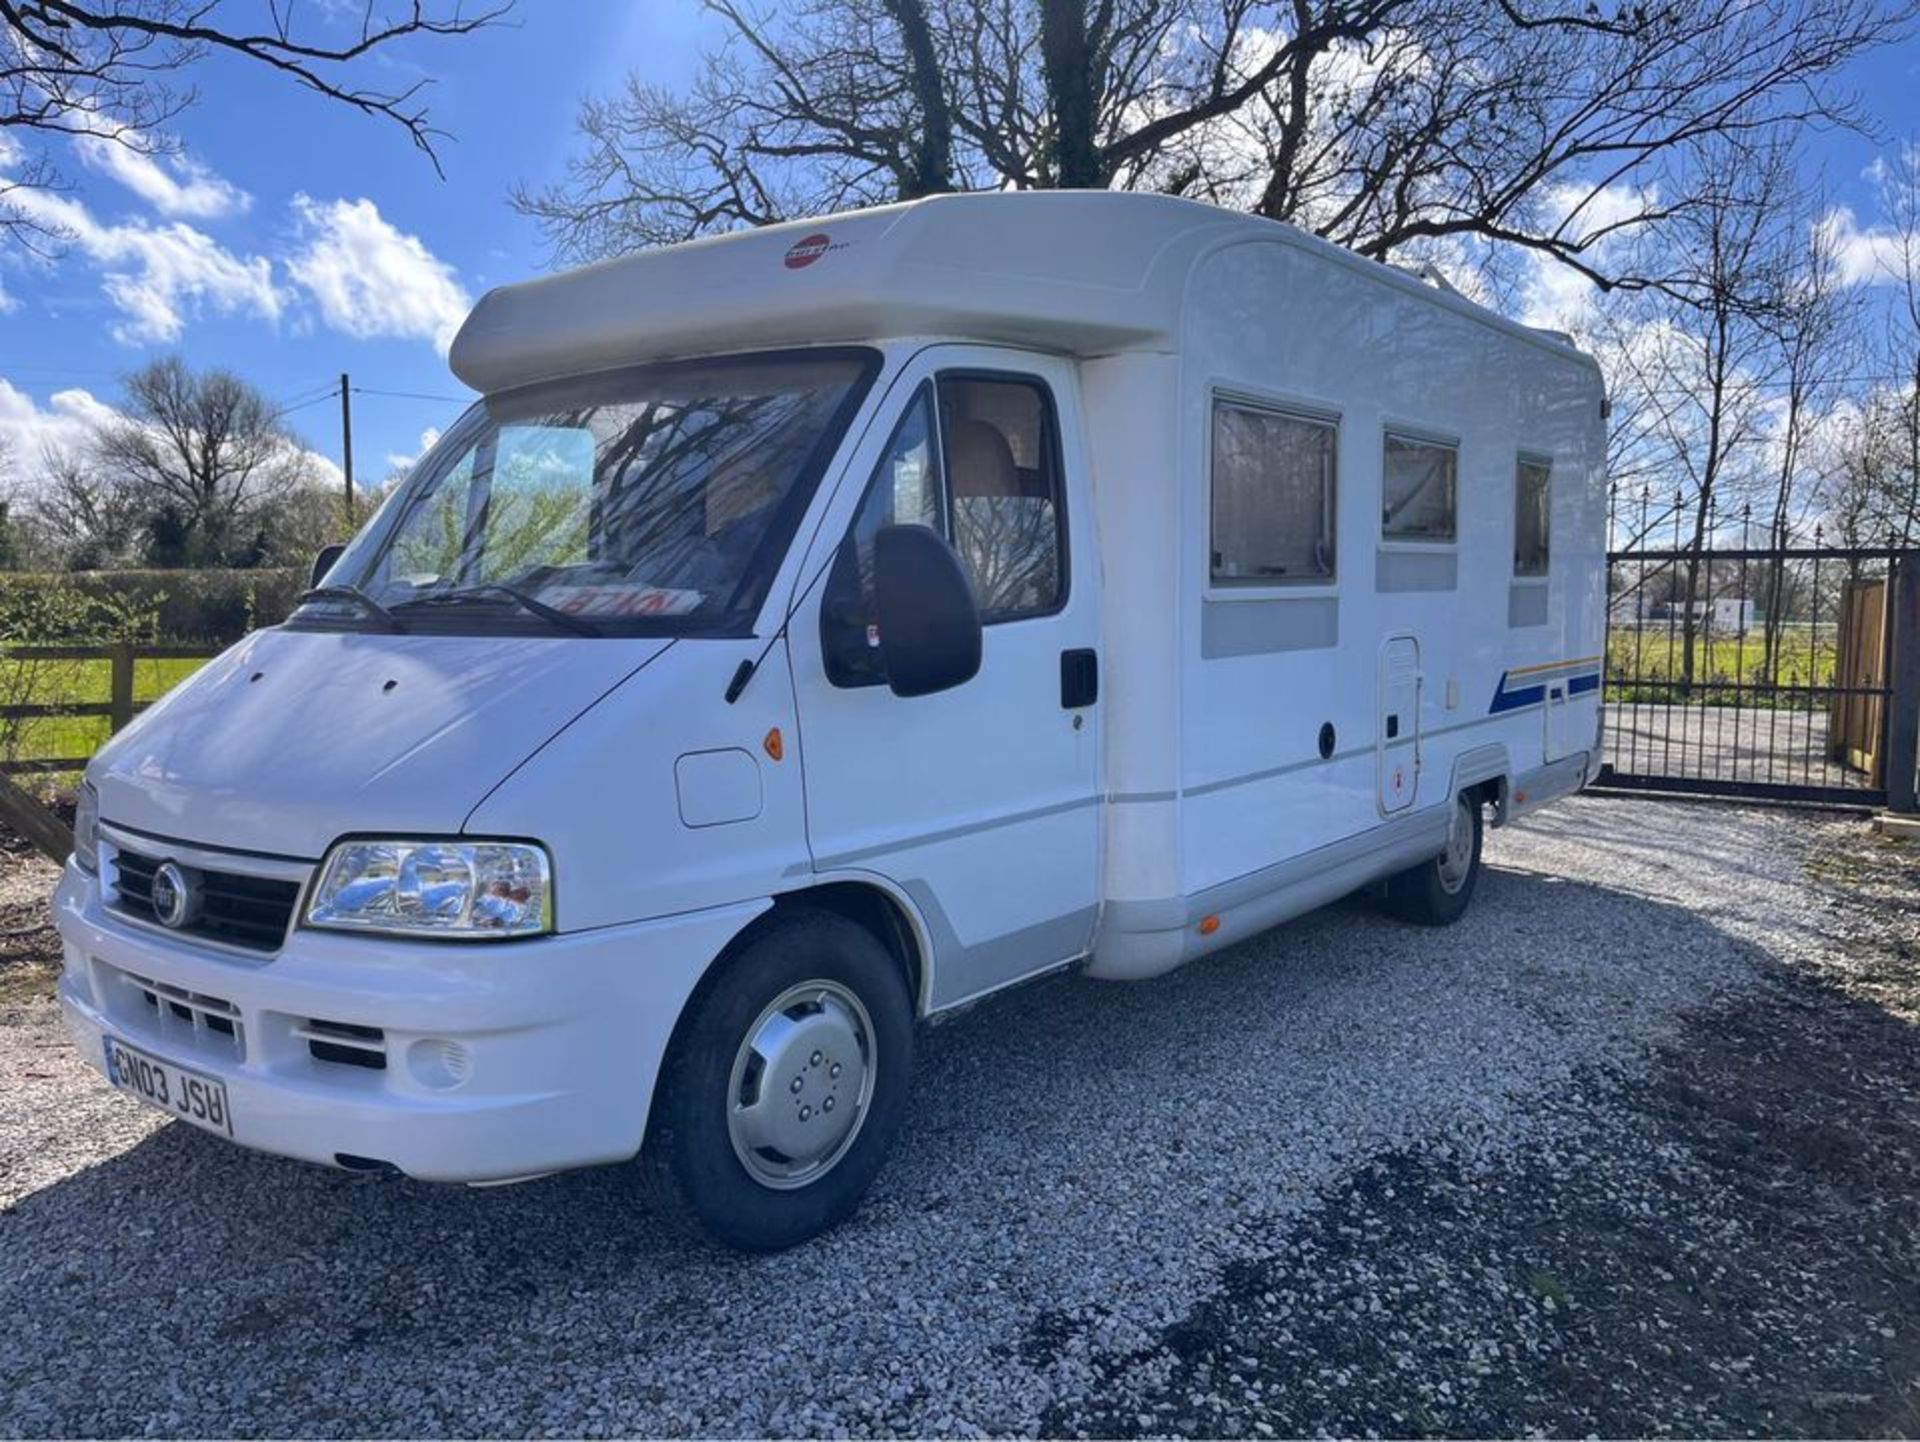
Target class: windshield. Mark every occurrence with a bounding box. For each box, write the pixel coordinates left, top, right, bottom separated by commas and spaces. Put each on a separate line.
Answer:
305, 349, 878, 636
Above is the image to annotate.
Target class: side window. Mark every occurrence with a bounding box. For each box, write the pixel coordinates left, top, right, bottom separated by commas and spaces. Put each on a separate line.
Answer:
1209, 398, 1337, 585
822, 372, 1067, 688
1515, 456, 1551, 576
938, 375, 1065, 621
1382, 432, 1457, 542
821, 384, 944, 687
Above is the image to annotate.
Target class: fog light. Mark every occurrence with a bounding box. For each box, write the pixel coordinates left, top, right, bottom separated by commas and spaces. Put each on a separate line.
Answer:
408, 1038, 472, 1090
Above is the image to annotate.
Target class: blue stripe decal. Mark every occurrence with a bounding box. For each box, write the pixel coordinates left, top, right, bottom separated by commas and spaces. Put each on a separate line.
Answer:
1489, 667, 1601, 714
1489, 679, 1546, 713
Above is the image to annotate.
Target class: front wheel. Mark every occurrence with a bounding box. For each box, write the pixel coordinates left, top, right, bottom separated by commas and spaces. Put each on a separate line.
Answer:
643, 907, 914, 1251
1382, 791, 1483, 926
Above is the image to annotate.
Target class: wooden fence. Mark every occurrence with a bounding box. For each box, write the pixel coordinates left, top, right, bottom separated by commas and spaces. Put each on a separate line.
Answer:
0, 642, 222, 776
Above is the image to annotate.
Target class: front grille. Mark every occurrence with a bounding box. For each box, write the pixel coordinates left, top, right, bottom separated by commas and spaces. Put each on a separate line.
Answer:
112, 848, 300, 954
296, 1018, 387, 1070
110, 965, 246, 1061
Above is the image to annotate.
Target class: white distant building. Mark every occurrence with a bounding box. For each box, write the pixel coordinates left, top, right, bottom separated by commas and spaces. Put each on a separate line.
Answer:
1712, 598, 1757, 634
1609, 595, 1758, 631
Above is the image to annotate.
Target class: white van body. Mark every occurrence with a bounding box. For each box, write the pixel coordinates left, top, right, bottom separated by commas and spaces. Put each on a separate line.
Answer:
53, 193, 1604, 1240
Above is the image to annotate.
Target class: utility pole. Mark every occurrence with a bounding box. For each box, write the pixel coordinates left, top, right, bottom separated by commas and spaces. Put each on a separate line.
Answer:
338, 372, 355, 525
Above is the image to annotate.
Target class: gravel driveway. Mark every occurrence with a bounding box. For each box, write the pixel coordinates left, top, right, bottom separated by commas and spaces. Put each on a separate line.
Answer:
2, 797, 1917, 1437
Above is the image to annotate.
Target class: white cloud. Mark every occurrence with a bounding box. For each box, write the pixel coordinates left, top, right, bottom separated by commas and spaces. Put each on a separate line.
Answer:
76, 135, 251, 221
1519, 182, 1657, 332
1815, 205, 1909, 287
386, 425, 442, 472
5, 185, 282, 344
299, 446, 347, 494
0, 379, 120, 481
1522, 252, 1600, 333
287, 195, 470, 352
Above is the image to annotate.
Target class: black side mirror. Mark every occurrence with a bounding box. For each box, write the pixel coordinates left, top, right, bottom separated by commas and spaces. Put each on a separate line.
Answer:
872, 524, 982, 698
310, 543, 347, 590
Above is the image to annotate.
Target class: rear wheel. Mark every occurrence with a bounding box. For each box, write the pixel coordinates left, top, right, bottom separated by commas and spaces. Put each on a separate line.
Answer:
1382, 791, 1483, 926
643, 908, 913, 1251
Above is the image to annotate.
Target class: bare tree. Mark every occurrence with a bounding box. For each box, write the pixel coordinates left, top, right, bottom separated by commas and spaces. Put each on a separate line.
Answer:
0, 435, 18, 569
2, 0, 508, 251
27, 444, 145, 568
1817, 393, 1902, 546
515, 0, 1911, 296
87, 357, 321, 567
1757, 197, 1862, 678
1871, 141, 1920, 544
1597, 138, 1802, 690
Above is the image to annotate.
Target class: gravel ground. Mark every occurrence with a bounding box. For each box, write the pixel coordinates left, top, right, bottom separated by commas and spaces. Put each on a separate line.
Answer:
0, 827, 59, 1004
1, 796, 1917, 1437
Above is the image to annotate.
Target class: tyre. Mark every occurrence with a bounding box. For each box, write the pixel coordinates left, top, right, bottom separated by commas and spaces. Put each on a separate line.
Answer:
1382, 791, 1483, 926
643, 906, 914, 1251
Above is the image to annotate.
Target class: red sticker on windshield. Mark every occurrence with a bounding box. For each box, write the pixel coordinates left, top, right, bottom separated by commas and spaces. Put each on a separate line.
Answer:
784, 233, 834, 269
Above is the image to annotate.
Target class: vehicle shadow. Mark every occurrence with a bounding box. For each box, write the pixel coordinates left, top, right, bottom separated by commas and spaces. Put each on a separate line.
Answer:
4, 820, 1911, 1437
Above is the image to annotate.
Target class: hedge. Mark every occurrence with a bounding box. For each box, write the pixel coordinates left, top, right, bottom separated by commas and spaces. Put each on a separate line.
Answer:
0, 567, 307, 645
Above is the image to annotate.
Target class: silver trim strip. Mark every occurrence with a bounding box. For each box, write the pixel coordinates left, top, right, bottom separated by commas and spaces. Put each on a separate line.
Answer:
898, 882, 1097, 1013
1125, 707, 1576, 807
810, 793, 1100, 871
97, 823, 314, 885
1376, 548, 1458, 592
1508, 581, 1549, 628
1201, 596, 1338, 658
1088, 801, 1452, 979
1185, 742, 1372, 797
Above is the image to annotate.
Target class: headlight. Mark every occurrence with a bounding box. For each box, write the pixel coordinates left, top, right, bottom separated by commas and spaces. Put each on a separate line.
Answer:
72, 782, 100, 874
305, 840, 551, 938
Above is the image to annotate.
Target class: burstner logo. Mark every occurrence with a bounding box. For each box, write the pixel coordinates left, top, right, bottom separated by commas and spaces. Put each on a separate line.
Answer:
783, 233, 835, 270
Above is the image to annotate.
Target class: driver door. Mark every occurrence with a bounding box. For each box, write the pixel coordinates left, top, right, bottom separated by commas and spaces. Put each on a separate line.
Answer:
789, 348, 1102, 1011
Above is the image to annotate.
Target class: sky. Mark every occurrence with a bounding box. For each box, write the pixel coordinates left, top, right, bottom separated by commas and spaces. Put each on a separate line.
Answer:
0, 3, 1915, 503
0, 3, 711, 492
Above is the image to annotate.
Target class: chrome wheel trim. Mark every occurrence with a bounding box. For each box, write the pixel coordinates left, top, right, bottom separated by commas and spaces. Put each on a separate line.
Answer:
726, 980, 877, 1191
1437, 796, 1476, 895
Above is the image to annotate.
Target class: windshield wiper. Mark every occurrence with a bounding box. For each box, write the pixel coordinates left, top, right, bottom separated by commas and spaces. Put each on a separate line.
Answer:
299, 585, 405, 633
399, 583, 601, 637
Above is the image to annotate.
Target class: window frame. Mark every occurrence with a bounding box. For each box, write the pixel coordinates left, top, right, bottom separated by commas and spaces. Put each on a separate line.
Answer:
819, 378, 945, 689
1513, 451, 1553, 579
820, 366, 1073, 690
1205, 386, 1342, 599
932, 367, 1072, 625
1379, 425, 1461, 548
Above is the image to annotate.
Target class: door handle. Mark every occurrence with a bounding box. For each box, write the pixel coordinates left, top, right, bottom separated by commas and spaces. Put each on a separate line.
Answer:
1060, 649, 1098, 709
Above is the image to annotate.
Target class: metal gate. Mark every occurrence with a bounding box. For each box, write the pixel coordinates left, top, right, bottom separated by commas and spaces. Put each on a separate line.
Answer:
1595, 506, 1916, 807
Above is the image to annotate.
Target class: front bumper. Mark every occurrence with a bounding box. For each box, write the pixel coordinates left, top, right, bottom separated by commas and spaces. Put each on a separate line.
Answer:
53, 861, 765, 1183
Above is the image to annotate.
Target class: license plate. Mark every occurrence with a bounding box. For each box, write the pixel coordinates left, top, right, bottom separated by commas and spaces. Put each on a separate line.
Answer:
102, 1036, 234, 1137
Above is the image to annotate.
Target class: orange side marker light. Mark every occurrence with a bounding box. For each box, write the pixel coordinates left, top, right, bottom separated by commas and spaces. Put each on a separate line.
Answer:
763, 727, 784, 762
1198, 914, 1221, 936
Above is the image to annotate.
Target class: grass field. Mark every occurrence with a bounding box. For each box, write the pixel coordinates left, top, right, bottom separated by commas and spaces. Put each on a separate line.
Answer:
1605, 626, 1842, 705
1, 655, 207, 772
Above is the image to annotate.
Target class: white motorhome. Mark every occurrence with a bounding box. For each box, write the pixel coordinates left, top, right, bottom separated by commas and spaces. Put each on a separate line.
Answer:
53, 193, 1604, 1249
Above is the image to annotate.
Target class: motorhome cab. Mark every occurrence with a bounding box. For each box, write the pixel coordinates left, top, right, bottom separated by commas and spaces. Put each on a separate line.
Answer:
54, 193, 1604, 1250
